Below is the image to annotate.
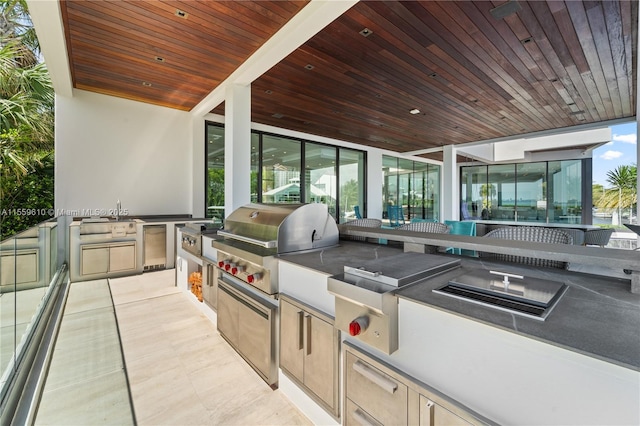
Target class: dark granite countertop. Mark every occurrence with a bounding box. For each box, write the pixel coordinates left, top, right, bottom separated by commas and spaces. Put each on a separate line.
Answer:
279, 241, 640, 371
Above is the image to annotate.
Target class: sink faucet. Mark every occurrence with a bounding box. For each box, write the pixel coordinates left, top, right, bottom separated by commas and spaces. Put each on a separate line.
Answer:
116, 199, 121, 221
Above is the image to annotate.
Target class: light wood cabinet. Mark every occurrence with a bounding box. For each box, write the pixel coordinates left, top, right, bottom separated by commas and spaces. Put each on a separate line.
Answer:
280, 295, 340, 418
344, 342, 491, 426
81, 242, 136, 277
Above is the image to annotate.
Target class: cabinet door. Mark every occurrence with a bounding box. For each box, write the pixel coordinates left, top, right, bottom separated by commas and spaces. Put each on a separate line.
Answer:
238, 297, 272, 380
279, 298, 304, 381
81, 246, 109, 275
304, 313, 336, 408
109, 244, 136, 272
217, 283, 239, 345
419, 395, 473, 426
1, 250, 38, 285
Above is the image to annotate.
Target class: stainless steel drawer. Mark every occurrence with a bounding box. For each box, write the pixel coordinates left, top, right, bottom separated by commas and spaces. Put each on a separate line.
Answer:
345, 352, 408, 425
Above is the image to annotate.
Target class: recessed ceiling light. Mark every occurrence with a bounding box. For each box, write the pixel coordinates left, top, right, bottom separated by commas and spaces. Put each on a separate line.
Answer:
520, 37, 534, 45
175, 9, 188, 18
410, 108, 421, 115
154, 56, 165, 62
360, 28, 373, 37
304, 64, 314, 70
429, 73, 437, 78
272, 113, 284, 118
265, 89, 273, 94
142, 81, 152, 87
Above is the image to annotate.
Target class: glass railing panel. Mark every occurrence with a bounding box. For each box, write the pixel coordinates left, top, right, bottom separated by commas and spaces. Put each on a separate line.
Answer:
0, 218, 60, 392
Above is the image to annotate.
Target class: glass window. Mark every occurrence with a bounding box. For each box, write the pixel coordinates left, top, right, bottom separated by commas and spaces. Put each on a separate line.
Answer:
339, 148, 365, 223
250, 133, 260, 203
548, 160, 582, 223
461, 159, 585, 224
488, 164, 516, 221
261, 135, 302, 204
383, 155, 440, 222
516, 162, 546, 222
305, 143, 337, 217
206, 125, 366, 223
205, 124, 225, 223
460, 165, 486, 220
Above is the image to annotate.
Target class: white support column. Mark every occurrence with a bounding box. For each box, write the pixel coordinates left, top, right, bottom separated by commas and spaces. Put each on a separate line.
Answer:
224, 84, 252, 216
442, 145, 458, 221
192, 117, 204, 216
367, 149, 383, 219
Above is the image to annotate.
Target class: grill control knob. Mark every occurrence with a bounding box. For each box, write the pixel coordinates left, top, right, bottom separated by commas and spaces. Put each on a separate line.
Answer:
349, 317, 369, 336
218, 261, 225, 268
247, 273, 262, 283
224, 263, 233, 271
231, 265, 244, 275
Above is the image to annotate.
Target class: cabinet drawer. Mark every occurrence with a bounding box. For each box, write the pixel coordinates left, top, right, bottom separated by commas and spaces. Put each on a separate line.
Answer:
346, 352, 408, 424
345, 398, 382, 426
419, 394, 474, 426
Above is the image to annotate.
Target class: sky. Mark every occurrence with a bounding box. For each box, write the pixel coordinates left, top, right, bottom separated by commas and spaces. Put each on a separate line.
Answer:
592, 121, 637, 187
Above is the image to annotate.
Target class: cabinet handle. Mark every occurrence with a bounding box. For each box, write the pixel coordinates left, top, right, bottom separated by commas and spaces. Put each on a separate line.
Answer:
353, 408, 376, 426
297, 311, 304, 350
352, 360, 397, 394
424, 399, 435, 426
305, 314, 312, 356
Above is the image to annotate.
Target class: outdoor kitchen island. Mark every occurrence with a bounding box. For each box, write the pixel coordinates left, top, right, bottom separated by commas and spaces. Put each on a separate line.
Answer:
277, 241, 640, 426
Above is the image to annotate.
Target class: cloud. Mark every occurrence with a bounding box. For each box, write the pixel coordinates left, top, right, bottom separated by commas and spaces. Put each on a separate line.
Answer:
612, 133, 637, 144
599, 150, 623, 160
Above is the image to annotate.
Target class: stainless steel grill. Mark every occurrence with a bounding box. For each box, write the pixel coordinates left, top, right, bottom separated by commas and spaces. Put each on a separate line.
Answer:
212, 203, 339, 388
212, 203, 339, 295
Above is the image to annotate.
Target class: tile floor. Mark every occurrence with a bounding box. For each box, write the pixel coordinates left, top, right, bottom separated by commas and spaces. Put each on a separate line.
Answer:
35, 270, 311, 425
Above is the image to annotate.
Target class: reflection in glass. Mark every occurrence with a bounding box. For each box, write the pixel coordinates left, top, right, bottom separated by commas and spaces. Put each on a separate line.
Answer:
383, 155, 440, 221
461, 160, 584, 224
262, 135, 301, 203
489, 164, 516, 221
339, 149, 365, 223
205, 124, 225, 222
304, 143, 337, 217
516, 162, 547, 222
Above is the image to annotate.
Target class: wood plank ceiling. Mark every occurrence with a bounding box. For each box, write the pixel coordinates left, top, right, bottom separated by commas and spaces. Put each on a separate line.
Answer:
61, 0, 637, 156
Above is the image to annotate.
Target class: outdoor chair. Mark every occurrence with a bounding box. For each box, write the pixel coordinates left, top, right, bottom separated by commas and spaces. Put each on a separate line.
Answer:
342, 218, 382, 242
584, 228, 614, 247
387, 205, 406, 227
354, 205, 362, 219
397, 221, 450, 234
444, 220, 476, 255
562, 228, 585, 246
480, 226, 572, 269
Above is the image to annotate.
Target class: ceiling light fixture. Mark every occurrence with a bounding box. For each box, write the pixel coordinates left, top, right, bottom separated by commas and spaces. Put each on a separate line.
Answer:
359, 28, 373, 37
429, 73, 437, 78
520, 37, 533, 45
272, 113, 284, 118
142, 81, 152, 87
265, 89, 273, 94
304, 64, 314, 70
175, 9, 188, 18
154, 56, 165, 62
489, 0, 521, 19
410, 108, 421, 115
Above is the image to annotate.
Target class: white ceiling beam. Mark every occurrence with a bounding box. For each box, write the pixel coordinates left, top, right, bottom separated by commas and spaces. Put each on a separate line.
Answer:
190, 0, 358, 117
27, 0, 73, 97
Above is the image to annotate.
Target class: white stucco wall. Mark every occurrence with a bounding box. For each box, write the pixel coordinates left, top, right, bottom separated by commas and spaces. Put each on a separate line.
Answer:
55, 90, 193, 218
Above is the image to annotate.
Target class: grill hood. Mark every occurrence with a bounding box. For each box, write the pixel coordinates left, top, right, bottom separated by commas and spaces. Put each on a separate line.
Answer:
217, 203, 339, 254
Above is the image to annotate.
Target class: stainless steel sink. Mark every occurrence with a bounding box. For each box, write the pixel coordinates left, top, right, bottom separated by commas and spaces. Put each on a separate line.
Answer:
433, 269, 567, 321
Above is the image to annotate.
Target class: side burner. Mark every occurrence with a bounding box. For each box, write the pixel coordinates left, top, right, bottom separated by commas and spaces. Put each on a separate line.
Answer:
328, 253, 460, 354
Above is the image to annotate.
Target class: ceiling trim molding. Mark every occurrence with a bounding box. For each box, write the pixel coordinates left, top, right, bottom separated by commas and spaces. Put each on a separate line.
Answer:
190, 0, 359, 117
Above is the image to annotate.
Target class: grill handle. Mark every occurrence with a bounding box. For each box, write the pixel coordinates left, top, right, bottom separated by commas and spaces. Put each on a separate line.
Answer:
217, 230, 278, 249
